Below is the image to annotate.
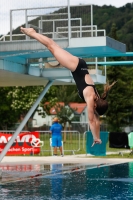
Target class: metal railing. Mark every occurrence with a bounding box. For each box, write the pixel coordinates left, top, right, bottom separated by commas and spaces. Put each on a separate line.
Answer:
0, 25, 106, 41
0, 130, 81, 156
0, 3, 106, 42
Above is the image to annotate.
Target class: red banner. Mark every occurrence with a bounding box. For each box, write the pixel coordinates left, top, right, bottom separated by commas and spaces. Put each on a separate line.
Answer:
0, 132, 41, 155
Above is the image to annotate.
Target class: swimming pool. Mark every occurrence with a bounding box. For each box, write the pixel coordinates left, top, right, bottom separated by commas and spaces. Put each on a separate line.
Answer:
0, 162, 133, 200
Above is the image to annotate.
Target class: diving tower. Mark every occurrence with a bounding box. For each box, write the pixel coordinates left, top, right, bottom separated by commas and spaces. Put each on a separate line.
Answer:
0, 3, 126, 87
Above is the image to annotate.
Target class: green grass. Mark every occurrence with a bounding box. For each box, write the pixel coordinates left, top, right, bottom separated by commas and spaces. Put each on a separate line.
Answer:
39, 135, 132, 158
8, 134, 133, 158
69, 140, 132, 158
106, 141, 125, 152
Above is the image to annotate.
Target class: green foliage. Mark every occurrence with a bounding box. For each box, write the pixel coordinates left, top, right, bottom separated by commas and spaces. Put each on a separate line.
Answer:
43, 86, 77, 126
41, 85, 58, 102
7, 86, 44, 115
0, 87, 18, 129
101, 22, 133, 131
111, 23, 118, 40
0, 84, 81, 130
43, 98, 58, 115
42, 85, 82, 103
105, 22, 133, 131
55, 85, 78, 104
54, 103, 74, 125
106, 67, 133, 131
0, 86, 45, 129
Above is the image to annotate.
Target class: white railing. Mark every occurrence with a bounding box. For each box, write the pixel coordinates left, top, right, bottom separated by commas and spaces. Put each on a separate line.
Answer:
0, 4, 106, 42
0, 28, 106, 41
0, 130, 81, 156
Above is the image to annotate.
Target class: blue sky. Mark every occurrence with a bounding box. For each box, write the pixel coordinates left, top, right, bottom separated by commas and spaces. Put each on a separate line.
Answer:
0, 0, 133, 35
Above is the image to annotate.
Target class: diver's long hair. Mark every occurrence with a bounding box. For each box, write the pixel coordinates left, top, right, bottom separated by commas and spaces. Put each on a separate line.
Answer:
96, 81, 117, 116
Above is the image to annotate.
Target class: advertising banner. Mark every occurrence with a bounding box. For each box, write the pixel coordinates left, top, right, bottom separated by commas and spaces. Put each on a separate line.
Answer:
0, 132, 40, 155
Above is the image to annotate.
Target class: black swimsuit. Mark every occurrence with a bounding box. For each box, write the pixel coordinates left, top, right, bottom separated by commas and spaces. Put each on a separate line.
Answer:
71, 58, 99, 101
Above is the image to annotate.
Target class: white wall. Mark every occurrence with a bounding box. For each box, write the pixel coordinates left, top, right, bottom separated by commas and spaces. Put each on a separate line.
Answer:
33, 105, 88, 127
33, 107, 54, 127
80, 107, 88, 122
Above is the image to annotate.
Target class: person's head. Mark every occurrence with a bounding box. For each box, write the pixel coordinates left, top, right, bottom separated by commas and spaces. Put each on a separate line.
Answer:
52, 117, 59, 123
95, 98, 108, 116
95, 80, 117, 116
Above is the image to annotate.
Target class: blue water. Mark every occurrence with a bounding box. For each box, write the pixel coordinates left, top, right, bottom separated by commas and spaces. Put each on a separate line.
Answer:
0, 162, 133, 200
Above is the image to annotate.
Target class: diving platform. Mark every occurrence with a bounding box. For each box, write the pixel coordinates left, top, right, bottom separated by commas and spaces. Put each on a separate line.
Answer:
0, 4, 127, 87
0, 36, 126, 86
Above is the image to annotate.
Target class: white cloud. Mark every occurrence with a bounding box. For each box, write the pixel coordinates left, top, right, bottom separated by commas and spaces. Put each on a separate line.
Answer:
0, 0, 132, 35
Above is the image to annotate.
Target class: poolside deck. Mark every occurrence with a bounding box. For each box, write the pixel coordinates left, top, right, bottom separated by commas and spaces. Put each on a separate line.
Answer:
1, 154, 133, 165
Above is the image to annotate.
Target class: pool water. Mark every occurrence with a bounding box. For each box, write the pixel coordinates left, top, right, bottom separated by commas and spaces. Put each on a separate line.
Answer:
0, 162, 133, 200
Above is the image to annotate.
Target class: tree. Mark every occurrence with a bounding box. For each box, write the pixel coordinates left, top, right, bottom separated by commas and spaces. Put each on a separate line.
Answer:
55, 85, 80, 104
111, 23, 118, 40
105, 66, 133, 132
7, 86, 45, 130
0, 87, 18, 129
97, 23, 133, 132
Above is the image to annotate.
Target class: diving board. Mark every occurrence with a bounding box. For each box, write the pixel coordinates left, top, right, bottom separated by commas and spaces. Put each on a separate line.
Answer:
0, 3, 127, 87
0, 35, 126, 86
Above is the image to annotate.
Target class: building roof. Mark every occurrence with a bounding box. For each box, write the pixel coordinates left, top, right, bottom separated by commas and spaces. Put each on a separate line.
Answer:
44, 102, 86, 115
69, 103, 86, 114
44, 102, 64, 115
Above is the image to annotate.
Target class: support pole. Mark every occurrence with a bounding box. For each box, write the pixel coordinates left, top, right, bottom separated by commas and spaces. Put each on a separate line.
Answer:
0, 80, 53, 162
67, 0, 71, 46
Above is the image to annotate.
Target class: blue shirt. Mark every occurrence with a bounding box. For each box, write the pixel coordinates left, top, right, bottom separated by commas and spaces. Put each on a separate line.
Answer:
50, 122, 62, 136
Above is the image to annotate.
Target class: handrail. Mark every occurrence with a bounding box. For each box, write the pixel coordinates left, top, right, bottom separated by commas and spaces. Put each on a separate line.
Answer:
0, 29, 106, 41
0, 130, 81, 155
0, 4, 107, 42
28, 24, 43, 31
